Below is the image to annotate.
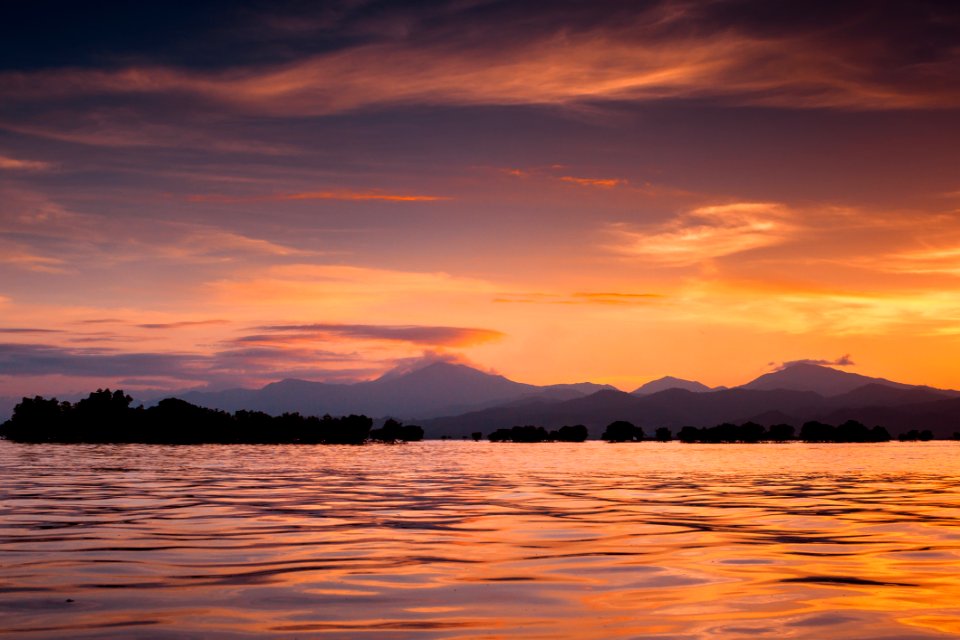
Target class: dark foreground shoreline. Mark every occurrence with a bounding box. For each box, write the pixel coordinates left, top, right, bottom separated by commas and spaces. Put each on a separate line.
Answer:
1, 389, 948, 445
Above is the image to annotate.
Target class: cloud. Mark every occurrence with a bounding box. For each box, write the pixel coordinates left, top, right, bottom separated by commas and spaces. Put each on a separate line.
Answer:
0, 343, 209, 379
0, 327, 62, 334
240, 323, 505, 347
774, 355, 856, 370
0, 154, 53, 171
377, 351, 494, 380
494, 292, 663, 305
188, 190, 450, 203
0, 341, 372, 389
878, 246, 960, 276
136, 320, 230, 330
3, 0, 958, 126
608, 202, 794, 265
559, 176, 625, 188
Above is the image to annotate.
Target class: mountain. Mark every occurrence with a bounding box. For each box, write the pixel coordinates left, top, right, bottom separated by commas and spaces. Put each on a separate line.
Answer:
633, 376, 712, 395
175, 362, 608, 420
420, 387, 825, 438
819, 396, 960, 439
739, 363, 923, 396
820, 383, 951, 410
147, 361, 960, 439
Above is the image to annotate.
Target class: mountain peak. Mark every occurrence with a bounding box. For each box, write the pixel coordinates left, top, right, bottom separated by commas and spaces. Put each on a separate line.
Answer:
632, 376, 712, 395
739, 364, 908, 397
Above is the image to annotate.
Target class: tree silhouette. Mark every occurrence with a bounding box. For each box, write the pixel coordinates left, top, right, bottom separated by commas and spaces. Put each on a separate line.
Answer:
602, 420, 643, 442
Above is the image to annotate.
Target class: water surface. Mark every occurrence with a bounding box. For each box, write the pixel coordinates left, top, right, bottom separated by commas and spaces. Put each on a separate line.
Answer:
3, 441, 960, 638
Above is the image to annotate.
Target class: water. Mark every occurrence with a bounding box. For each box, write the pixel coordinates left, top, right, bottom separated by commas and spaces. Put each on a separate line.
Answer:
3, 441, 960, 639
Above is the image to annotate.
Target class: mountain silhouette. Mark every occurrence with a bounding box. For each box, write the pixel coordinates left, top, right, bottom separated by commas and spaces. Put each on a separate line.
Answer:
47, 362, 958, 440
738, 363, 924, 396
175, 361, 610, 420
419, 387, 825, 438
632, 376, 712, 395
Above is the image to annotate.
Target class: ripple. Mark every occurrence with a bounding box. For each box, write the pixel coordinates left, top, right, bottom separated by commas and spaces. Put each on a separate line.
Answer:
3, 441, 960, 638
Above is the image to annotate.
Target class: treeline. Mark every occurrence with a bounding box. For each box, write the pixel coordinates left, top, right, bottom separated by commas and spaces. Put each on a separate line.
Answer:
0, 389, 423, 444
487, 424, 588, 442
676, 420, 891, 443
486, 419, 901, 443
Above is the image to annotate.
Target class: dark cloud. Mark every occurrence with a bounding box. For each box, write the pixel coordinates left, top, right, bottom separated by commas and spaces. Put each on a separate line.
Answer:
378, 351, 493, 380
774, 354, 855, 370
0, 342, 369, 388
0, 327, 62, 333
0, 342, 209, 379
244, 323, 505, 346
136, 319, 229, 329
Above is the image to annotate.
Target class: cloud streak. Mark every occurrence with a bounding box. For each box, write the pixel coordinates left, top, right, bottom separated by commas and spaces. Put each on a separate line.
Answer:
0, 154, 52, 171
188, 190, 450, 203
242, 323, 505, 347
609, 202, 794, 265
775, 355, 856, 371
136, 320, 230, 330
3, 0, 958, 133
0, 342, 372, 388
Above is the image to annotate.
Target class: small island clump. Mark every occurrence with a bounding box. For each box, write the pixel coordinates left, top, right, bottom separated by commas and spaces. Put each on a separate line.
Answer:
488, 424, 588, 442
670, 420, 891, 443
0, 389, 423, 445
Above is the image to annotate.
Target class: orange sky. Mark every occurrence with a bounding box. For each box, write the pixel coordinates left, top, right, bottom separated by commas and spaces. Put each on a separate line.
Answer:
1, 1, 960, 398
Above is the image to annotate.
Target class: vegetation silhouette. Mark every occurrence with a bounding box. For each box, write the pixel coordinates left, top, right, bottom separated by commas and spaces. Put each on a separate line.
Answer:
602, 420, 643, 442
487, 424, 588, 442
899, 429, 934, 441
369, 418, 424, 443
677, 420, 890, 443
1, 391, 925, 445
0, 389, 380, 444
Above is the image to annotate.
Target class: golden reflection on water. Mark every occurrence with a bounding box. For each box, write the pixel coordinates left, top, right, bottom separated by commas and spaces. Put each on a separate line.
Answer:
4, 441, 960, 638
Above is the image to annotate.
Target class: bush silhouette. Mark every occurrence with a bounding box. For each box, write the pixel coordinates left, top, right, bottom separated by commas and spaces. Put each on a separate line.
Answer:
552, 424, 588, 442
0, 390, 373, 444
369, 418, 424, 442
602, 420, 643, 442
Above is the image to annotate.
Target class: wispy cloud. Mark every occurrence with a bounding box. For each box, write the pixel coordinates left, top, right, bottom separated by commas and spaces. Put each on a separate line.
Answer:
773, 354, 855, 371
4, 1, 957, 125
0, 154, 53, 171
239, 323, 505, 347
878, 246, 960, 276
188, 190, 450, 203
136, 320, 230, 330
608, 202, 794, 265
494, 292, 663, 305
559, 176, 625, 188
0, 341, 371, 389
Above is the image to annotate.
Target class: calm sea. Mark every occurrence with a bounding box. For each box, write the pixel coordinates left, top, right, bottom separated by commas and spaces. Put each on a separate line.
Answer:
3, 441, 960, 639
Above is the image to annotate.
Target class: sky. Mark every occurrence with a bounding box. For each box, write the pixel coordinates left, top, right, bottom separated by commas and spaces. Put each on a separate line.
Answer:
1, 0, 960, 398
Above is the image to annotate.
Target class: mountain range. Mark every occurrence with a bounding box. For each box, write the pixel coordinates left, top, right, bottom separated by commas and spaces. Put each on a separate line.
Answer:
152, 361, 960, 439
5, 362, 955, 439
174, 362, 615, 421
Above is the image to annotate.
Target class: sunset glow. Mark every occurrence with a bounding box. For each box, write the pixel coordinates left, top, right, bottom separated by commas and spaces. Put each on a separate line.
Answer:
2, 1, 960, 402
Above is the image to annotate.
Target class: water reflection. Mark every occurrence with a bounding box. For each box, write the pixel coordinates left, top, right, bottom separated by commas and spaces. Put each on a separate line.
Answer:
3, 441, 960, 638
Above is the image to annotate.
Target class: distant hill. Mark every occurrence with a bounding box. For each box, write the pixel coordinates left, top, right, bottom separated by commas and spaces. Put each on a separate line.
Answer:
176, 362, 611, 420
149, 362, 960, 439
633, 376, 712, 395
738, 363, 924, 396
420, 387, 824, 438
